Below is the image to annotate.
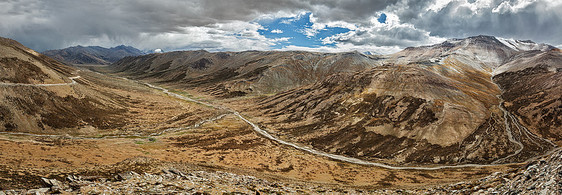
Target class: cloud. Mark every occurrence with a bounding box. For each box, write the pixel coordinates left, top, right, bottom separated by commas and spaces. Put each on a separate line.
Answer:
277, 43, 402, 54
133, 21, 278, 52
319, 13, 446, 52
391, 0, 562, 46
0, 0, 560, 53
492, 0, 536, 14
271, 29, 283, 34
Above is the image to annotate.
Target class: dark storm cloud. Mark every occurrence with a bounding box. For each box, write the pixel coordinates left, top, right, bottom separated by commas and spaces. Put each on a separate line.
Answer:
303, 0, 402, 23
391, 0, 562, 46
1, 0, 213, 51
0, 0, 404, 51
0, 0, 560, 52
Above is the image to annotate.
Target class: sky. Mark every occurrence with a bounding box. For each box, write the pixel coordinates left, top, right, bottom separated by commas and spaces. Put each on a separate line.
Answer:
1, 0, 561, 54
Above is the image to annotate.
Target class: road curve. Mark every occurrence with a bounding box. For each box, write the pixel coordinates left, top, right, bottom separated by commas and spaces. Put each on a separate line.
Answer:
0, 74, 542, 170
492, 98, 525, 164
0, 76, 81, 87
144, 82, 525, 170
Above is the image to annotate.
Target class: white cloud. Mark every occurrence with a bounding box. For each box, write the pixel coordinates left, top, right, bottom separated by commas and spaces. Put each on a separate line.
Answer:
401, 0, 562, 46
298, 13, 359, 38
427, 0, 453, 12
272, 37, 291, 42
322, 13, 445, 49
261, 11, 446, 54
133, 21, 277, 51
492, 0, 537, 14
276, 42, 402, 54
279, 11, 308, 24
271, 29, 283, 33
2, 0, 560, 53
256, 10, 302, 22
301, 13, 325, 37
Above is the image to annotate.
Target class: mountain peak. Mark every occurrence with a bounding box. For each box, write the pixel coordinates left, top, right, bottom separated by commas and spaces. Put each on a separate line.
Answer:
495, 37, 554, 51
112, 45, 133, 50
443, 35, 553, 52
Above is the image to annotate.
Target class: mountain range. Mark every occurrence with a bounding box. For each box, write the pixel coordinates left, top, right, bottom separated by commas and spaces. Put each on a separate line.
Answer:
42, 45, 145, 65
1, 35, 561, 192
112, 35, 561, 165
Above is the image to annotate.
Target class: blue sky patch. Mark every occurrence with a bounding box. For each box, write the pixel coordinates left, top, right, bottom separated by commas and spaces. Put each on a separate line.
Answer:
257, 12, 350, 49
377, 13, 387, 24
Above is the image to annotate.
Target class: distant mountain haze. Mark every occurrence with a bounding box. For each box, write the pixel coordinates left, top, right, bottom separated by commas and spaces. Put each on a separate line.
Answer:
42, 45, 145, 65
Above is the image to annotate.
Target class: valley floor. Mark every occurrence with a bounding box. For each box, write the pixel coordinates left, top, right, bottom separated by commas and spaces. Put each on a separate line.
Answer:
0, 67, 526, 193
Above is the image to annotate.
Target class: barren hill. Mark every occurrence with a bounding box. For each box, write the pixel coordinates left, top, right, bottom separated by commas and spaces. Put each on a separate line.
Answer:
245, 36, 560, 165
0, 37, 216, 136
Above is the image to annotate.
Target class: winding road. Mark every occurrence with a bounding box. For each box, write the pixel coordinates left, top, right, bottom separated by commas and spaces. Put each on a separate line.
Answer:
493, 98, 525, 163
0, 75, 225, 140
144, 82, 534, 170
0, 76, 81, 87
491, 88, 557, 164
0, 73, 555, 170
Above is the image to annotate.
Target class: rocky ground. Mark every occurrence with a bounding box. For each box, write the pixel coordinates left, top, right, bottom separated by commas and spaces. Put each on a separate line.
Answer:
2, 169, 373, 194
417, 148, 562, 194
0, 156, 382, 194
2, 149, 560, 194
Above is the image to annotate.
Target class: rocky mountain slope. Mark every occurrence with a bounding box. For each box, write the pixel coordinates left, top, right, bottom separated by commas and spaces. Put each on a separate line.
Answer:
421, 148, 562, 194
242, 36, 559, 165
42, 45, 145, 65
111, 36, 560, 165
0, 37, 118, 133
0, 37, 216, 136
4, 157, 373, 194
1, 35, 560, 194
493, 48, 562, 145
111, 50, 380, 97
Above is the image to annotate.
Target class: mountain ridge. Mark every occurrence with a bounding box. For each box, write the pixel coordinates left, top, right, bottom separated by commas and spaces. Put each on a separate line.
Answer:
42, 45, 145, 65
112, 50, 381, 97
